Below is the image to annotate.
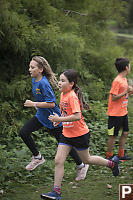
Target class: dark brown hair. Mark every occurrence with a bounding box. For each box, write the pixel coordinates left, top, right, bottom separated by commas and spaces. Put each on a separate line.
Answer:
63, 69, 89, 111
115, 57, 130, 73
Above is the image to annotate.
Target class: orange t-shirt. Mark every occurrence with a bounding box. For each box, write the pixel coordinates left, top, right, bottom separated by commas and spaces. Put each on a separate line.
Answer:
60, 90, 89, 138
107, 75, 129, 116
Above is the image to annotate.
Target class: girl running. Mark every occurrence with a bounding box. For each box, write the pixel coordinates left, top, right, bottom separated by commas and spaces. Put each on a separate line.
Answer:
40, 69, 119, 200
19, 56, 88, 180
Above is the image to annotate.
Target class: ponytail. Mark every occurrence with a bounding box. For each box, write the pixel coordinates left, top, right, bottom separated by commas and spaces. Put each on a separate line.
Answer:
62, 69, 90, 110
74, 84, 90, 111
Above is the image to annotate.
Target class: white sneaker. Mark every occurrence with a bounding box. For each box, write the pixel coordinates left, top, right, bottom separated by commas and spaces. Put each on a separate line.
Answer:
25, 156, 45, 171
75, 164, 89, 181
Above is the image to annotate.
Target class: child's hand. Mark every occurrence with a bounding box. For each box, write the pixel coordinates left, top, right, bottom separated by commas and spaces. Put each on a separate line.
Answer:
127, 86, 133, 95
127, 86, 133, 93
53, 122, 61, 127
24, 100, 35, 107
48, 112, 60, 122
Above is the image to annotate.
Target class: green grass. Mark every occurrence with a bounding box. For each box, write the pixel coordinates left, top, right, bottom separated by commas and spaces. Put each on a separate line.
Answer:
1, 157, 133, 200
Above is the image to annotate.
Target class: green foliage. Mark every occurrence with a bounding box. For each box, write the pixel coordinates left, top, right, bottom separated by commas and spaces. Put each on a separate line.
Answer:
0, 0, 133, 193
0, 0, 127, 82
84, 100, 108, 155
80, 75, 106, 101
0, 75, 32, 143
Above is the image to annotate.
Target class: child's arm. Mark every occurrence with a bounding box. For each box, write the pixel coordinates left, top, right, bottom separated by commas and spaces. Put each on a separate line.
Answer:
128, 86, 133, 96
48, 112, 81, 122
24, 100, 55, 109
112, 86, 133, 101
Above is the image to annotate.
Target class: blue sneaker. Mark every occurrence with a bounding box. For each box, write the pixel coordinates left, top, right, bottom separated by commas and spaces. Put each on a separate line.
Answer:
111, 156, 119, 177
40, 190, 61, 200
118, 150, 131, 161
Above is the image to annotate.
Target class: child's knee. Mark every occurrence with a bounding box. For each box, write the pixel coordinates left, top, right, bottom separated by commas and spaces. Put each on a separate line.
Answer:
55, 156, 65, 166
122, 131, 129, 137
19, 127, 28, 138
81, 157, 90, 164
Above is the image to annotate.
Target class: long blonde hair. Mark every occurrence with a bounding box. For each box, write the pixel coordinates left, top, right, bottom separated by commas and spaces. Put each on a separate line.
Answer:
32, 56, 58, 88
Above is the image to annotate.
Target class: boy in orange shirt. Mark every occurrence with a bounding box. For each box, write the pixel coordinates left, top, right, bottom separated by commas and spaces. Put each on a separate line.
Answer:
106, 57, 133, 160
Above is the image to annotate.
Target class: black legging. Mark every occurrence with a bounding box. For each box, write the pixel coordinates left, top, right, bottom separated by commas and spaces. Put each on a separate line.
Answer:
19, 116, 82, 165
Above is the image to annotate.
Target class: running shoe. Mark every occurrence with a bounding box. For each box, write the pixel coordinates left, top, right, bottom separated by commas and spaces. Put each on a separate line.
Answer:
25, 156, 45, 171
118, 151, 131, 161
111, 156, 119, 176
75, 164, 89, 181
40, 190, 61, 200
119, 155, 131, 161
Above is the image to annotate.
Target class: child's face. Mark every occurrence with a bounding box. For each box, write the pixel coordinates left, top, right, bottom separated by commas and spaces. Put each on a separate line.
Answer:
58, 74, 74, 93
29, 60, 43, 78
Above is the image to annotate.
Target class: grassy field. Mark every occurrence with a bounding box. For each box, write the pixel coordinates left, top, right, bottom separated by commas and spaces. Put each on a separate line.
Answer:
1, 157, 133, 200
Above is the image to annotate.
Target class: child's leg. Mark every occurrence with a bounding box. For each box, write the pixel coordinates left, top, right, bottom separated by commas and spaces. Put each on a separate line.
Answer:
76, 148, 119, 176
19, 116, 43, 156
118, 115, 130, 159
54, 144, 71, 188
119, 131, 129, 157
77, 149, 109, 166
69, 148, 83, 166
119, 131, 128, 149
106, 135, 117, 159
19, 117, 45, 171
48, 127, 87, 181
40, 144, 70, 199
50, 127, 83, 166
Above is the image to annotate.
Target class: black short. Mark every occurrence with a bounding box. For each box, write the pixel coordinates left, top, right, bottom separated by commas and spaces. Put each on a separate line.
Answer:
108, 115, 129, 136
59, 132, 90, 151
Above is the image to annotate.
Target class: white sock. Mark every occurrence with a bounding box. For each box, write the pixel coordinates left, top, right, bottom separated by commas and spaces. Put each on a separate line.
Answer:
77, 163, 85, 169
34, 154, 42, 159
